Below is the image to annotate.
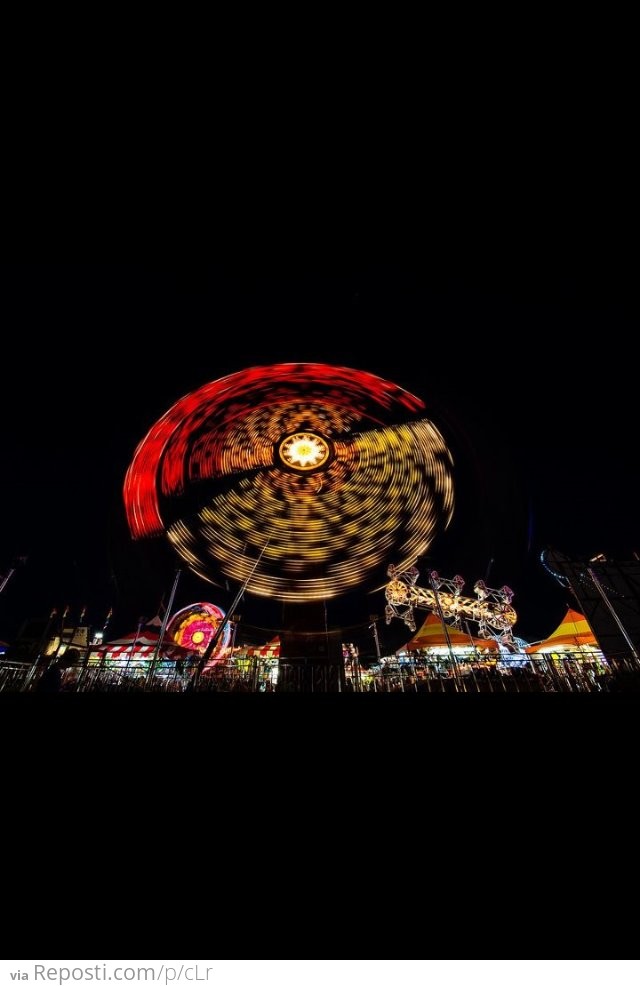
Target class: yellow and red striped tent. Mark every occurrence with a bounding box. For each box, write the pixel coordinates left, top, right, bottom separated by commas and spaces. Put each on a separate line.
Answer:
526, 609, 598, 653
401, 613, 499, 653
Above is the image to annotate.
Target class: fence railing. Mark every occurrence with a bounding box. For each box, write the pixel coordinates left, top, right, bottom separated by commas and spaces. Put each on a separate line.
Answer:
1, 649, 635, 693
0, 661, 32, 692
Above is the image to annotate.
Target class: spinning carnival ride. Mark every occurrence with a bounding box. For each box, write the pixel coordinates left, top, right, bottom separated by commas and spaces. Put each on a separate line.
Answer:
124, 364, 454, 603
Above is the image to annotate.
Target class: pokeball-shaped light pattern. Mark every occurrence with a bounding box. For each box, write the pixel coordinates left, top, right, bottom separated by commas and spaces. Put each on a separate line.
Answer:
124, 364, 454, 602
166, 602, 231, 663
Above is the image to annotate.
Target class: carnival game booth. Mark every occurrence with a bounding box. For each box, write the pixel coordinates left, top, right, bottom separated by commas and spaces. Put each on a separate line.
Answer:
380, 614, 501, 692
83, 627, 197, 691
525, 609, 608, 691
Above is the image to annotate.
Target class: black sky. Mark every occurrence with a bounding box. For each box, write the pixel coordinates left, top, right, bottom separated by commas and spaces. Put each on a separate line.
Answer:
1, 261, 637, 651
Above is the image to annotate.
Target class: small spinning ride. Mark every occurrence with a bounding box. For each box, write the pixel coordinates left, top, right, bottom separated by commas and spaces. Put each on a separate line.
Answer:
166, 602, 231, 664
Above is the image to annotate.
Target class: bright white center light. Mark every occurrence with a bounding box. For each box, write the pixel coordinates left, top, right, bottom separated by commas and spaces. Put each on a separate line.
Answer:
279, 433, 330, 470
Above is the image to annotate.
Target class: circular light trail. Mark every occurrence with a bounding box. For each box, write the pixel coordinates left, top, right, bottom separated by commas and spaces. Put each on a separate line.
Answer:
124, 363, 454, 602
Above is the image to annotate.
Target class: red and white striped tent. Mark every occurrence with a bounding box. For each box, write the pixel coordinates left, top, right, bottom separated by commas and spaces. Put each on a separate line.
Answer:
96, 628, 195, 660
246, 636, 281, 659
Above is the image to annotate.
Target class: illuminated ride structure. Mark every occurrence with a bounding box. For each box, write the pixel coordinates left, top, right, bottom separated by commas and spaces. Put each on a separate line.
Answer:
385, 564, 517, 641
123, 364, 454, 605
167, 602, 231, 667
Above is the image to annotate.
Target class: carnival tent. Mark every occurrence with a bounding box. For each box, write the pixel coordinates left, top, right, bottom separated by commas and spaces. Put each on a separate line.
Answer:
526, 609, 599, 653
399, 614, 499, 653
95, 628, 195, 660
246, 636, 281, 658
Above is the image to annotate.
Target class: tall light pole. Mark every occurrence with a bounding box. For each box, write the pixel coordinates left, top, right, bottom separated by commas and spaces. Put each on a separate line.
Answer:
146, 569, 182, 685
0, 568, 16, 596
369, 614, 382, 659
429, 571, 463, 690
588, 566, 640, 666
0, 557, 27, 596
192, 539, 271, 687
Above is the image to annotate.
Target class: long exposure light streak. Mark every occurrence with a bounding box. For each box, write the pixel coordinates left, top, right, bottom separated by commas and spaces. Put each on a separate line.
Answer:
124, 364, 454, 602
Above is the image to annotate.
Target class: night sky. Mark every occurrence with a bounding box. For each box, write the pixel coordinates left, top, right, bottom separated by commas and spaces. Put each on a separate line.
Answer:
1, 261, 637, 653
